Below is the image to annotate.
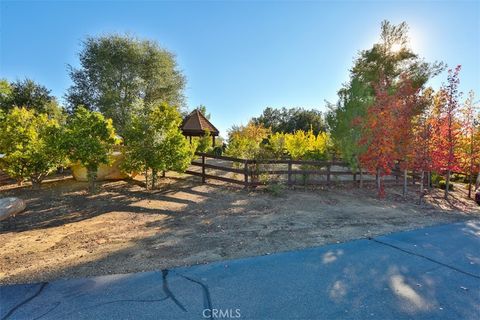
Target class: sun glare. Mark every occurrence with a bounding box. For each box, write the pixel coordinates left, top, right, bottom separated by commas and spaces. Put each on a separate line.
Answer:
390, 42, 403, 53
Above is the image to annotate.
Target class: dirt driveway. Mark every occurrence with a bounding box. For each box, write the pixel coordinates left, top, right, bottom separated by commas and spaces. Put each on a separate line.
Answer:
0, 173, 478, 285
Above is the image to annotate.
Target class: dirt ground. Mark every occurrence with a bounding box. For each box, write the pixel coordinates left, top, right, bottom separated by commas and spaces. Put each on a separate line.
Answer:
0, 172, 478, 285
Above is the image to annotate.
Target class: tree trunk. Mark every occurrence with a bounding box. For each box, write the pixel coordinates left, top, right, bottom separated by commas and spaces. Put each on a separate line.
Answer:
31, 172, 45, 190
31, 178, 42, 190
444, 170, 451, 199
144, 169, 150, 190
476, 165, 480, 191
427, 171, 431, 192
161, 170, 166, 178
359, 167, 363, 189
403, 169, 408, 199
376, 168, 381, 196
87, 168, 97, 194
468, 130, 474, 198
419, 170, 425, 205
468, 172, 473, 198
151, 168, 158, 189
467, 148, 474, 198
395, 165, 399, 185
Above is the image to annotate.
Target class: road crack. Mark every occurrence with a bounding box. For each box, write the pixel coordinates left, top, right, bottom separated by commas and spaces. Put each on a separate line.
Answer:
173, 271, 213, 311
2, 282, 48, 320
370, 238, 480, 280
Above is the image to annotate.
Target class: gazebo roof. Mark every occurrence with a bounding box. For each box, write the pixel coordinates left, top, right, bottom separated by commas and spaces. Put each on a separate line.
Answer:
181, 110, 219, 136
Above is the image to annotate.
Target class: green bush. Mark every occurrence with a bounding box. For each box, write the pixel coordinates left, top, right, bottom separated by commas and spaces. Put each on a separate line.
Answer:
212, 146, 223, 156
122, 102, 195, 190
196, 130, 213, 153
431, 173, 443, 185
438, 180, 454, 191
265, 183, 285, 197
451, 173, 466, 182
64, 107, 118, 193
0, 107, 66, 188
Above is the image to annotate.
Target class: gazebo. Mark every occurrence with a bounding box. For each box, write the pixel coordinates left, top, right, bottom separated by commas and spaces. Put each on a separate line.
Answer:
181, 110, 219, 146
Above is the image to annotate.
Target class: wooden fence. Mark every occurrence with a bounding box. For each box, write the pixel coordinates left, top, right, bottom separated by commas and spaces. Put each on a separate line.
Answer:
185, 152, 421, 188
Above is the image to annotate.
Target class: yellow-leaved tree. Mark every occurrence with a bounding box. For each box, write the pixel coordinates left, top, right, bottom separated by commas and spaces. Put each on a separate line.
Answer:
284, 130, 331, 160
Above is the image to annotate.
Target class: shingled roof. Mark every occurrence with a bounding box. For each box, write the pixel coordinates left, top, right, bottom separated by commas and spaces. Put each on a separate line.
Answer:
181, 110, 219, 136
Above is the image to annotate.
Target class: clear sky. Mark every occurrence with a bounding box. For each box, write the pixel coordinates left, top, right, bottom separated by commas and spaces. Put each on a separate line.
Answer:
1, 0, 479, 136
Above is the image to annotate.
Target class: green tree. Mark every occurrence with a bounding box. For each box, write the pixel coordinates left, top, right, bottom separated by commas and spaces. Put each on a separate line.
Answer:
64, 107, 117, 193
0, 78, 64, 119
226, 123, 270, 159
326, 79, 371, 170
0, 79, 12, 100
266, 132, 287, 158
0, 107, 66, 188
196, 130, 213, 153
122, 102, 194, 189
283, 130, 331, 160
328, 20, 443, 174
196, 105, 211, 120
252, 107, 326, 135
66, 34, 186, 134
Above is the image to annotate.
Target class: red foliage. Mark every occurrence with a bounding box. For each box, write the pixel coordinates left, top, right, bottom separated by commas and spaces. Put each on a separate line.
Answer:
358, 73, 419, 197
430, 66, 462, 174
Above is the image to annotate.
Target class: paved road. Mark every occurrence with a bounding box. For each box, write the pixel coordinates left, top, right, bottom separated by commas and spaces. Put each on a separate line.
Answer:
1, 221, 479, 320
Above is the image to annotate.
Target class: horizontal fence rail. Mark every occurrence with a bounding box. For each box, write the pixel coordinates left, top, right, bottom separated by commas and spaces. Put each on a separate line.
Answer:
185, 152, 425, 189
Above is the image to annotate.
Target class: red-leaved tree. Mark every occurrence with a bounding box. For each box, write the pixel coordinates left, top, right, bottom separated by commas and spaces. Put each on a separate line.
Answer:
430, 65, 462, 199
458, 91, 480, 197
393, 75, 421, 198
358, 73, 419, 197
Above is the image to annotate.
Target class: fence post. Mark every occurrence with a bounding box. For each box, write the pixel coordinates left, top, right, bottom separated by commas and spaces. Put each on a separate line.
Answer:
327, 164, 331, 185
287, 160, 292, 186
244, 160, 249, 189
201, 154, 206, 184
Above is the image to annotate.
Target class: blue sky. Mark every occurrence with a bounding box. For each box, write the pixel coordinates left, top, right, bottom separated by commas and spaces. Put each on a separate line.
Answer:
1, 1, 479, 136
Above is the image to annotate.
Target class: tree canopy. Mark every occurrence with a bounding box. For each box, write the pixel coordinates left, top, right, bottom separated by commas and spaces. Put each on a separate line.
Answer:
0, 78, 63, 119
63, 107, 118, 193
0, 107, 66, 188
66, 34, 186, 134
252, 107, 326, 135
327, 20, 444, 169
226, 123, 271, 159
122, 102, 194, 189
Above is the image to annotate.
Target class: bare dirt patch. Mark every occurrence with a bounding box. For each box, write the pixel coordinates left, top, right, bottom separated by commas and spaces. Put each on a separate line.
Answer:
0, 173, 478, 285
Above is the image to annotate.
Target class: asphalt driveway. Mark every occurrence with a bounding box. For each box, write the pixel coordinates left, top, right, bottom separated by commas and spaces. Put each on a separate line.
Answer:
1, 220, 479, 320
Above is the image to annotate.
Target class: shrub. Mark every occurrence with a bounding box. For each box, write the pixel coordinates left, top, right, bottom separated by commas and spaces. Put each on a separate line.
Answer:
64, 107, 118, 193
438, 180, 454, 191
226, 123, 270, 159
212, 146, 223, 156
0, 107, 66, 188
267, 132, 287, 158
122, 102, 195, 189
284, 130, 331, 160
451, 173, 466, 182
265, 183, 285, 197
196, 130, 213, 153
431, 173, 443, 185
